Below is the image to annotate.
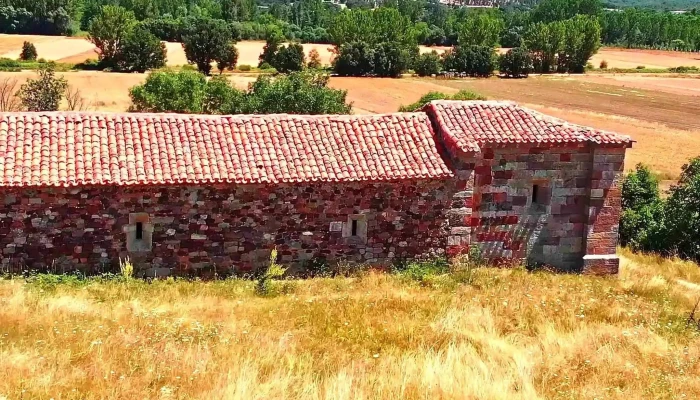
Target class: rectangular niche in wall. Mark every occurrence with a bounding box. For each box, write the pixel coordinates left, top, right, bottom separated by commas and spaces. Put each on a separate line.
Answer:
343, 214, 368, 243
125, 213, 154, 252
530, 180, 551, 213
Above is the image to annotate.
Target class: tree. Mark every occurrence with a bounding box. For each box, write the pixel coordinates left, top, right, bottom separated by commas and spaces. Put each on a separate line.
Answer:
328, 8, 417, 47
443, 45, 496, 77
129, 70, 208, 113
499, 47, 532, 78
307, 48, 322, 69
259, 34, 282, 67
88, 5, 136, 66
117, 25, 167, 73
182, 17, 232, 75
664, 157, 700, 261
333, 41, 375, 76
20, 41, 37, 61
457, 11, 504, 48
524, 21, 565, 73
272, 43, 305, 73
531, 0, 602, 24
372, 42, 410, 78
215, 43, 239, 74
559, 15, 601, 73
18, 65, 68, 112
414, 51, 442, 76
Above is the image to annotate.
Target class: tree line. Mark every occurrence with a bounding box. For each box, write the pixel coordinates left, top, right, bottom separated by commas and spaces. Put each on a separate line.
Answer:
1, 0, 698, 53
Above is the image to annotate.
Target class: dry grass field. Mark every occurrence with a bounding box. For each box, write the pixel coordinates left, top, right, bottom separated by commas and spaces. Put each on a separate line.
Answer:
1, 249, 699, 399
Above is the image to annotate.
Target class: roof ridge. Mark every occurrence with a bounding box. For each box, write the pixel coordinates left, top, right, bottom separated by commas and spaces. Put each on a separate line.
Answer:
0, 111, 430, 120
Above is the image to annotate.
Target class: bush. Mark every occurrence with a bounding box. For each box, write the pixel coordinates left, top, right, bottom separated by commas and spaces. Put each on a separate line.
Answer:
599, 60, 608, 69
0, 58, 21, 72
129, 70, 352, 115
499, 47, 533, 78
443, 45, 496, 77
255, 248, 288, 297
20, 41, 37, 61
668, 66, 700, 73
398, 90, 486, 112
75, 58, 102, 71
129, 69, 208, 113
414, 51, 442, 77
394, 258, 449, 284
636, 65, 646, 70
238, 64, 252, 72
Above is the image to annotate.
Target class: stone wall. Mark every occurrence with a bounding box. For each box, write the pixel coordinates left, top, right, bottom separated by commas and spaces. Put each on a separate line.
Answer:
0, 180, 454, 276
582, 146, 626, 275
466, 144, 594, 271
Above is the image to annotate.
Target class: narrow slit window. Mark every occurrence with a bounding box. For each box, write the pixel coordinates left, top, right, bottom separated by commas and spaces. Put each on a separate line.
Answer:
532, 184, 540, 204
351, 219, 358, 236
136, 222, 144, 240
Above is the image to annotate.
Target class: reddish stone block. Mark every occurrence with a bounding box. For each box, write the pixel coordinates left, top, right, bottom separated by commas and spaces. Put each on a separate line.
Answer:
560, 153, 571, 162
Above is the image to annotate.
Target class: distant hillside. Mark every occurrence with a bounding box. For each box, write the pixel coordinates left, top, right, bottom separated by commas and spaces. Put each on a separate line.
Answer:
491, 0, 700, 9
605, 0, 700, 10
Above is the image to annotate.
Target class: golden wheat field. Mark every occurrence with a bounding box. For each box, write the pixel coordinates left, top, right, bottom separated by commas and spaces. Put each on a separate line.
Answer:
1, 249, 699, 400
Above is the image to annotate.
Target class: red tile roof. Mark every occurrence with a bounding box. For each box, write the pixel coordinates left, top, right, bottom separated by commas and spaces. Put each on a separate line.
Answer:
424, 101, 633, 154
0, 112, 453, 187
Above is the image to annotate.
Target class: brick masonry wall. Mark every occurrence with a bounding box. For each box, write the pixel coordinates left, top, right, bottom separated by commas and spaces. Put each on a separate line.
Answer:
0, 180, 454, 276
467, 144, 594, 271
583, 147, 627, 275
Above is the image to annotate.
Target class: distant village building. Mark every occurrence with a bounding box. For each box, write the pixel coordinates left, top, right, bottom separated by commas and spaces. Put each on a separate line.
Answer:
0, 101, 632, 276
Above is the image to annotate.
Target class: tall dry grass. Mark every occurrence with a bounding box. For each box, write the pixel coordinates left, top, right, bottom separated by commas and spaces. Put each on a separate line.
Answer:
1, 250, 700, 399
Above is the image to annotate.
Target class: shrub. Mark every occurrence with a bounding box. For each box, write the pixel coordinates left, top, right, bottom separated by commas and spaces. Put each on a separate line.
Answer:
499, 47, 533, 78
398, 90, 486, 112
255, 248, 287, 296
17, 65, 68, 111
414, 51, 442, 77
244, 71, 352, 114
237, 64, 252, 72
37, 58, 47, 64
636, 65, 646, 70
20, 41, 37, 61
307, 49, 322, 69
129, 70, 352, 115
668, 66, 700, 73
75, 58, 102, 71
620, 164, 665, 251
129, 69, 208, 113
0, 58, 21, 72
394, 258, 449, 284
599, 60, 608, 69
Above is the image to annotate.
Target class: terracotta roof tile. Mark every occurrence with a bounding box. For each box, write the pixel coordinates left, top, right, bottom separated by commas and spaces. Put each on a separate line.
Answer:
0, 112, 453, 187
424, 100, 634, 153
